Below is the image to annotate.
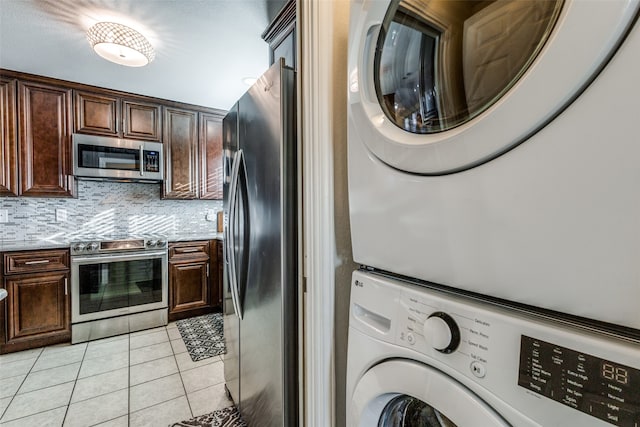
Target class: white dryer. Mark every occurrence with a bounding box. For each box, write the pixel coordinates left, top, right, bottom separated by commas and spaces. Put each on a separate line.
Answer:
347, 0, 640, 330
346, 270, 640, 426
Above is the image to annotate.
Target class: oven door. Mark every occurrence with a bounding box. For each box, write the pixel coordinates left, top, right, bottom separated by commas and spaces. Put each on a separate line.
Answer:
71, 250, 168, 323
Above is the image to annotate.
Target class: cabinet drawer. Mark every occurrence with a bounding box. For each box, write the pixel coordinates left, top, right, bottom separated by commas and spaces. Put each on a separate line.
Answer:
4, 249, 70, 275
169, 241, 210, 260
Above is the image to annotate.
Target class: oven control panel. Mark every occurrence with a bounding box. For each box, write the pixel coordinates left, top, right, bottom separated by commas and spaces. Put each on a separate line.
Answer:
71, 238, 167, 255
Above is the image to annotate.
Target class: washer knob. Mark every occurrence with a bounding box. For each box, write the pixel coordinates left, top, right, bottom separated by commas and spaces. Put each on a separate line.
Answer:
156, 240, 166, 248
73, 243, 86, 253
424, 312, 460, 354
88, 242, 99, 252
147, 240, 158, 247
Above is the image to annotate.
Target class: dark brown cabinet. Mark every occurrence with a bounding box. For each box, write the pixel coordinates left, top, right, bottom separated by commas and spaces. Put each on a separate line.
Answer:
2, 70, 226, 200
199, 113, 224, 200
74, 91, 120, 137
0, 77, 18, 196
1, 249, 71, 354
163, 109, 225, 200
74, 90, 162, 141
19, 81, 75, 197
123, 100, 162, 141
168, 240, 218, 320
263, 0, 296, 70
163, 107, 199, 199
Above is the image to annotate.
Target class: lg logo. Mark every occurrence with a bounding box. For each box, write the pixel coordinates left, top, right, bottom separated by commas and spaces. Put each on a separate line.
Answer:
355, 280, 364, 288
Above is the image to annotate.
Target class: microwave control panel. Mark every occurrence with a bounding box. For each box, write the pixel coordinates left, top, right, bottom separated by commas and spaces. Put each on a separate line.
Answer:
144, 151, 160, 172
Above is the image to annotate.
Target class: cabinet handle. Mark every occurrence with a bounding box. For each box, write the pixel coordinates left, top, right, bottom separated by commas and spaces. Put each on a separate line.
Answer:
64, 278, 68, 295
180, 248, 200, 253
206, 264, 210, 277
24, 260, 50, 265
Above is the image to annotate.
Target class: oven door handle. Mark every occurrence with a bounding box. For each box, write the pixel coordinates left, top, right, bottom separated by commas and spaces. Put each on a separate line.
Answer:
71, 250, 168, 264
227, 149, 243, 319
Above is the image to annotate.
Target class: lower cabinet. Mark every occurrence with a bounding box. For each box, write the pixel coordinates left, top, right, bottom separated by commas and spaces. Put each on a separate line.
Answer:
168, 240, 221, 321
1, 249, 71, 354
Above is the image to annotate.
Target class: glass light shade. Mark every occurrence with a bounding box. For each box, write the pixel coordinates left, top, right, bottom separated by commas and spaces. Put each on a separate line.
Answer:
87, 22, 155, 67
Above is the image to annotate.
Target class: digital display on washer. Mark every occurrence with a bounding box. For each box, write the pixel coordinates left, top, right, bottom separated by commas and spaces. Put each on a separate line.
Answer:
518, 336, 640, 426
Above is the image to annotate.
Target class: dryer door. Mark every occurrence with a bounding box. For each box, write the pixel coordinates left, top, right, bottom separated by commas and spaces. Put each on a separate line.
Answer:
350, 359, 509, 426
348, 0, 640, 174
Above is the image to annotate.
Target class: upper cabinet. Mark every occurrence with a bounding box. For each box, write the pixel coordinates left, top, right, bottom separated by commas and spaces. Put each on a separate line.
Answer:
0, 77, 18, 196
263, 0, 296, 70
18, 80, 75, 198
199, 113, 223, 200
163, 107, 199, 199
123, 100, 162, 141
162, 108, 225, 200
0, 69, 225, 200
74, 90, 161, 141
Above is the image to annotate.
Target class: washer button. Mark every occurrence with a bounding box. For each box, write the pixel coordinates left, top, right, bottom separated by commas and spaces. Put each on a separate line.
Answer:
470, 361, 486, 378
407, 333, 415, 345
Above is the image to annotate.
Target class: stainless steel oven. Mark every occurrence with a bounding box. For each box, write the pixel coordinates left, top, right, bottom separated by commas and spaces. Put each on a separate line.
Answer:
70, 238, 168, 343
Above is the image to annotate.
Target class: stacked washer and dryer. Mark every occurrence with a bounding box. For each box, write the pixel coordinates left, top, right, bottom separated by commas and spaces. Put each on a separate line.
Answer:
346, 0, 640, 425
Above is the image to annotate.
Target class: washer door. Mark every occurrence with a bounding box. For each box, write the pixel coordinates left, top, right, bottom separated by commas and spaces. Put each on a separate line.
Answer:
350, 360, 509, 426
348, 0, 639, 174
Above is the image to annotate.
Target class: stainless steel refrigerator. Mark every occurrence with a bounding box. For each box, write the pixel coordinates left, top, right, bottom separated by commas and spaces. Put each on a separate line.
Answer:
222, 59, 297, 427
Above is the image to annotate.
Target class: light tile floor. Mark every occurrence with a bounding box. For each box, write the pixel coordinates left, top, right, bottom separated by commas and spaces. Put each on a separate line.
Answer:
0, 322, 232, 426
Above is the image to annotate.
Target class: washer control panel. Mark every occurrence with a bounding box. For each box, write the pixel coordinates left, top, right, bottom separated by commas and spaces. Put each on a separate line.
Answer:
350, 271, 640, 426
397, 291, 493, 379
519, 336, 640, 426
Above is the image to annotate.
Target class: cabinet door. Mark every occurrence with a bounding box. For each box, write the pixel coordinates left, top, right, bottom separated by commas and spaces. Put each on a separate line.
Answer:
74, 90, 120, 137
19, 81, 74, 197
0, 77, 18, 196
5, 272, 70, 342
199, 113, 223, 200
169, 260, 210, 314
123, 100, 161, 141
163, 107, 198, 199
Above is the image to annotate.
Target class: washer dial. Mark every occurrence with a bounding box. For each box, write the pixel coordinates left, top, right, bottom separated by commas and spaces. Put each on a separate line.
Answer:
424, 312, 460, 354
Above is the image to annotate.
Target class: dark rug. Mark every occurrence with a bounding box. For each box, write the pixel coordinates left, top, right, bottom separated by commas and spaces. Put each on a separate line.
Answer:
176, 313, 225, 362
170, 406, 247, 427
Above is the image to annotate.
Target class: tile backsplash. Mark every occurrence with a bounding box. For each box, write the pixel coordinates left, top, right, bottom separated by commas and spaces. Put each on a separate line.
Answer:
0, 181, 222, 241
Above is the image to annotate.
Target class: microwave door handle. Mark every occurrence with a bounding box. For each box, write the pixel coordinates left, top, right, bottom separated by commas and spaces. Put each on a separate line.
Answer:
139, 145, 144, 176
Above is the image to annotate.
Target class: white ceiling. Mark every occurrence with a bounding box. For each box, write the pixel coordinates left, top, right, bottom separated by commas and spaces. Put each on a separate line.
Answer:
0, 0, 283, 111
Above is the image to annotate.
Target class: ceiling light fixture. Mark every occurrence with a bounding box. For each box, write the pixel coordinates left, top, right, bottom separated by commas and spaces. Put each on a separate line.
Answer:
87, 22, 155, 67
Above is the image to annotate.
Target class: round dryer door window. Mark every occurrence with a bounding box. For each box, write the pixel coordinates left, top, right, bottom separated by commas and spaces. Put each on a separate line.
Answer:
348, 0, 640, 173
349, 360, 509, 426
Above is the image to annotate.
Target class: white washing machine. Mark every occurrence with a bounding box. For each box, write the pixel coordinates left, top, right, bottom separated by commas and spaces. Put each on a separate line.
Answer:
347, 0, 640, 330
346, 270, 640, 426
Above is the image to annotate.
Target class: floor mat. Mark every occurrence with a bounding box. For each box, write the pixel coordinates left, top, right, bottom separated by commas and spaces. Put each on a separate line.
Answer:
176, 313, 225, 362
170, 406, 247, 427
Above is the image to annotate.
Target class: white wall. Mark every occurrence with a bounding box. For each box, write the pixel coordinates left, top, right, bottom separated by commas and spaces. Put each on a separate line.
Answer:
300, 1, 355, 426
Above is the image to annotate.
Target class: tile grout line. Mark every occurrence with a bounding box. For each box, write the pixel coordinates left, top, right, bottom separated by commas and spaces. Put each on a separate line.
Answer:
170, 325, 195, 421
0, 347, 43, 422
62, 342, 89, 426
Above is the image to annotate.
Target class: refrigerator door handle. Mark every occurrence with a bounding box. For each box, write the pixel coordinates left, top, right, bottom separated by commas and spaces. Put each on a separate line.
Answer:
224, 225, 241, 319
227, 149, 243, 319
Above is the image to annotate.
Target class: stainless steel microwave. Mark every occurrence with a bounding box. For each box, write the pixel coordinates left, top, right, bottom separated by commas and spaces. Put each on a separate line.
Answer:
72, 134, 164, 182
